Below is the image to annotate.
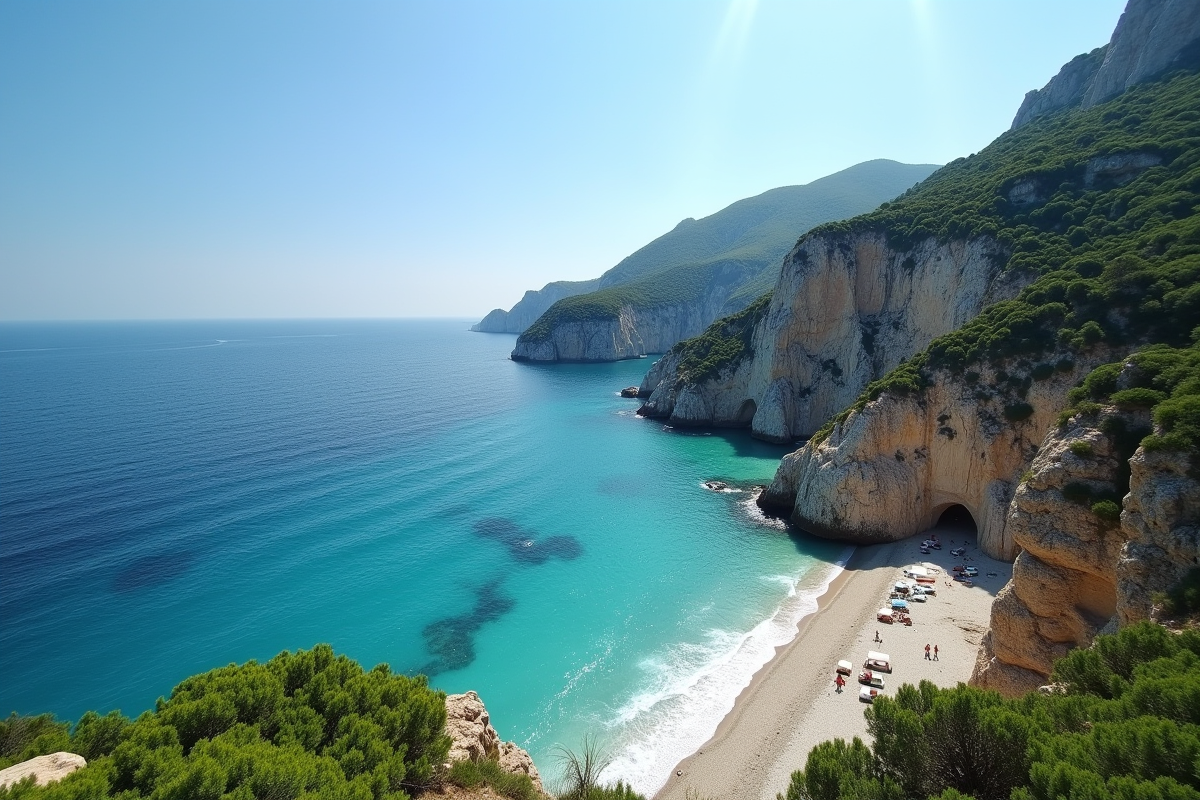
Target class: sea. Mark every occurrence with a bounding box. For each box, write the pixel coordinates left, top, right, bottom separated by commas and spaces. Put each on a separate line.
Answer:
0, 319, 848, 795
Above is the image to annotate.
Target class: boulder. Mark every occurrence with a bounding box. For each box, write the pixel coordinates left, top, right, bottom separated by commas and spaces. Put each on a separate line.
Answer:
0, 752, 86, 789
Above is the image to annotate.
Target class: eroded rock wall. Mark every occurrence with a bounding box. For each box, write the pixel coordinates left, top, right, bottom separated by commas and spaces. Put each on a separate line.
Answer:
973, 405, 1200, 696
511, 279, 753, 362
1117, 447, 1200, 624
1011, 0, 1200, 130
445, 691, 543, 792
639, 231, 1024, 441
473, 280, 600, 334
972, 410, 1137, 695
760, 355, 1112, 560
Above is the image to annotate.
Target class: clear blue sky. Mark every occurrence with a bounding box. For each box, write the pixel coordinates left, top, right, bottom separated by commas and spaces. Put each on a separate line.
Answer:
0, 0, 1127, 320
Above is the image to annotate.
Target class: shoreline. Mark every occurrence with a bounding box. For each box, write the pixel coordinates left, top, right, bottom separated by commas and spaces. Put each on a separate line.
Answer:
652, 526, 1012, 800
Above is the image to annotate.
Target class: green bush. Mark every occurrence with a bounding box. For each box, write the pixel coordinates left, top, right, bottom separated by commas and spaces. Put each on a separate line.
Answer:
1069, 440, 1094, 458
1110, 388, 1169, 408
1159, 568, 1200, 617
448, 759, 541, 800
669, 293, 771, 382
0, 645, 450, 800
1091, 499, 1121, 522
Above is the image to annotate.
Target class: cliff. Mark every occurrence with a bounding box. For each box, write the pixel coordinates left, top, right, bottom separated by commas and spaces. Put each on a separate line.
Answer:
445, 691, 543, 792
758, 353, 1114, 561
638, 231, 1024, 440
508, 160, 939, 362
473, 279, 600, 334
1011, 0, 1200, 129
972, 402, 1200, 696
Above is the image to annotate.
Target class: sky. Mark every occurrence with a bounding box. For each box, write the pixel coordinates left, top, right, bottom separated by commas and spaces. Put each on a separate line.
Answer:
0, 0, 1128, 321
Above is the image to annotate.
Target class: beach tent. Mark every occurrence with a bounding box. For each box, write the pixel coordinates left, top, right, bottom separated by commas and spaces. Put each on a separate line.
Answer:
877, 608, 894, 623
904, 566, 929, 578
866, 650, 891, 671
890, 599, 909, 610
836, 660, 853, 675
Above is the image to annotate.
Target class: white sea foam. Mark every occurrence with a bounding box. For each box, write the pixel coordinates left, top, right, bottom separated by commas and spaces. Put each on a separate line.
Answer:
601, 547, 854, 796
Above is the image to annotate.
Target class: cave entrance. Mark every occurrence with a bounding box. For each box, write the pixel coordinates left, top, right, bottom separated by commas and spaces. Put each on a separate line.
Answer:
934, 504, 977, 534
735, 399, 757, 426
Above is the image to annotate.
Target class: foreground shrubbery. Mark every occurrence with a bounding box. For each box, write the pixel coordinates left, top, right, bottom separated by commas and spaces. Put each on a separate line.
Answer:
0, 645, 450, 800
783, 622, 1200, 800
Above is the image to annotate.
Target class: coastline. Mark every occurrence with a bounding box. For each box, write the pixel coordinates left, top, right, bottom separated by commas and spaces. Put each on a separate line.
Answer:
652, 525, 1012, 800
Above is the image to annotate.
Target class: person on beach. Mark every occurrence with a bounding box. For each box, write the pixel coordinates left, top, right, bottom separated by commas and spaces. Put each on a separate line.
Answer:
874, 630, 881, 643
934, 644, 939, 661
925, 643, 931, 660
835, 674, 845, 693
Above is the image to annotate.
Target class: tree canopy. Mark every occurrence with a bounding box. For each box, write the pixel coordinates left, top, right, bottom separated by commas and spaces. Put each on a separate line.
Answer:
0, 645, 450, 800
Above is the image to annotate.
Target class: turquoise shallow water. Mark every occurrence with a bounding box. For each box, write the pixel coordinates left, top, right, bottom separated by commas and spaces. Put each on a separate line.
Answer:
0, 319, 846, 794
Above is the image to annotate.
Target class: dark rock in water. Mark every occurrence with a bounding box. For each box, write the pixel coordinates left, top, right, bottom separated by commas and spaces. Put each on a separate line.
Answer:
112, 551, 195, 592
420, 580, 516, 675
620, 386, 641, 398
472, 517, 582, 565
703, 480, 729, 492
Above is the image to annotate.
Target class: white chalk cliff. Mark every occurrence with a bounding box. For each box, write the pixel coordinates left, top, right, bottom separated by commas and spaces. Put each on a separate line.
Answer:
639, 230, 1025, 442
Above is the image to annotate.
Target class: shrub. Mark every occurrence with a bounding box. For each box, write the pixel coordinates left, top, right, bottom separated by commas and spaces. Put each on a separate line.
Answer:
0, 646, 451, 799
449, 759, 541, 800
1069, 440, 1094, 458
1109, 388, 1168, 408
1159, 568, 1200, 617
1091, 499, 1121, 522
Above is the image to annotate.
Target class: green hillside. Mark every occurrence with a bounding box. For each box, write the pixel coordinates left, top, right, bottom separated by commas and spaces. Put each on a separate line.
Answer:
803, 61, 1200, 449
518, 160, 938, 345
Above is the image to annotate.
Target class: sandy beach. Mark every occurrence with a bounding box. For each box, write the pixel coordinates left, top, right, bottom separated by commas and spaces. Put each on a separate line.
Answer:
653, 521, 1012, 800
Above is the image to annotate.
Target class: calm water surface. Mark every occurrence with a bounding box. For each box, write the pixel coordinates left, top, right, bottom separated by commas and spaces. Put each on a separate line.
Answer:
0, 319, 845, 793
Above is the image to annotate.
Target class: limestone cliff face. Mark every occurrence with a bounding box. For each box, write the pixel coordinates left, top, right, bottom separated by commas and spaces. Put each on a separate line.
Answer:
759, 354, 1115, 561
972, 404, 1200, 696
445, 691, 543, 792
1011, 0, 1200, 129
640, 230, 1023, 442
971, 409, 1139, 695
1115, 447, 1200, 625
473, 280, 600, 334
511, 276, 752, 362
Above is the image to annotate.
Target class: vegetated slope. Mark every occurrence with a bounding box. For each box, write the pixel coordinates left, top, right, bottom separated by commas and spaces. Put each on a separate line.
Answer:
507, 159, 938, 359
472, 278, 600, 334
642, 55, 1200, 450
784, 622, 1200, 800
0, 645, 450, 799
751, 64, 1200, 560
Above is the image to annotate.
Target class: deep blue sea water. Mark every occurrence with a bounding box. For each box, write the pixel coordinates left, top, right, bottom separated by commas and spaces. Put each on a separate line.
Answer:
0, 319, 847, 794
